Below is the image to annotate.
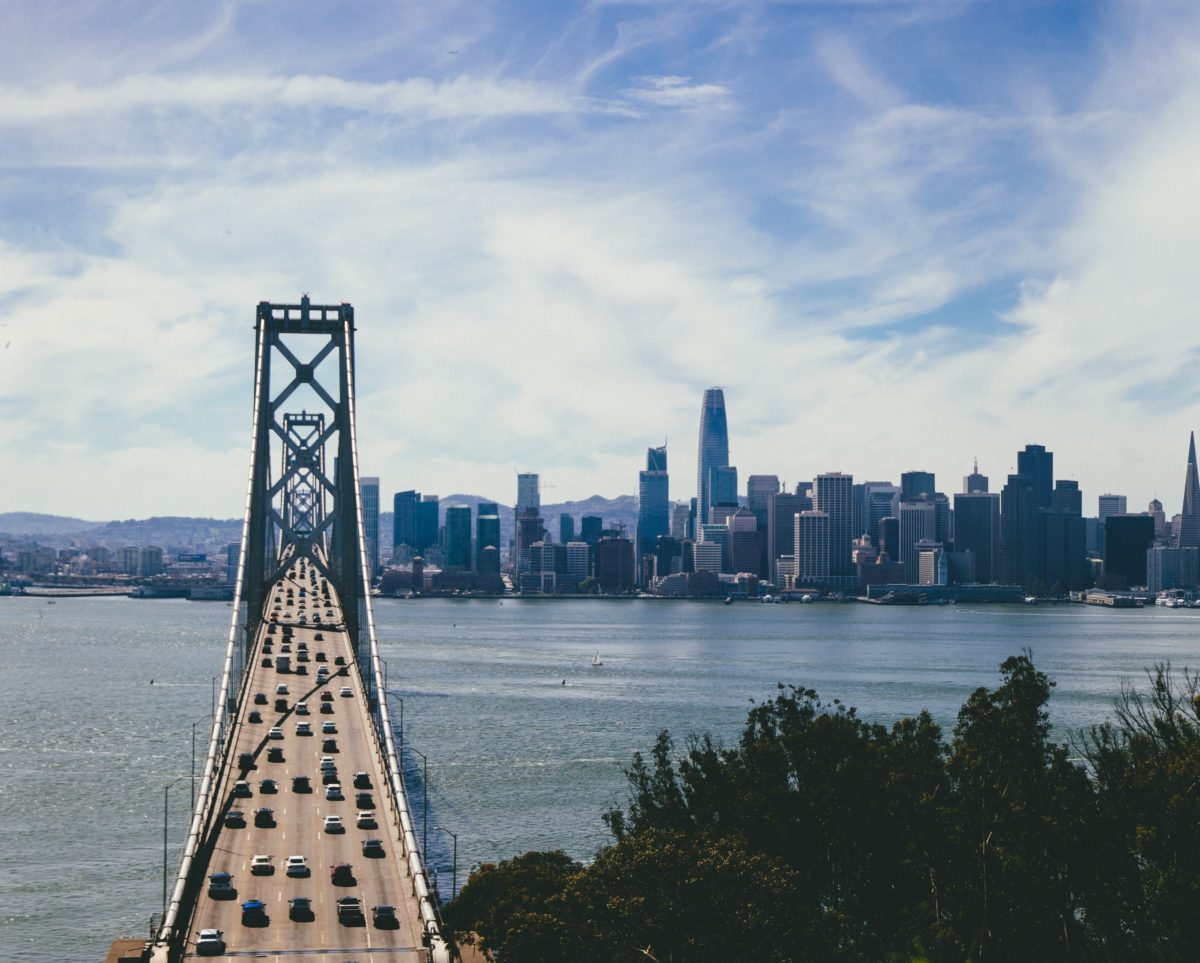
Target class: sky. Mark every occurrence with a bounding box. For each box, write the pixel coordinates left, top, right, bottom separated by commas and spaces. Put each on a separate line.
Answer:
2, 0, 1200, 521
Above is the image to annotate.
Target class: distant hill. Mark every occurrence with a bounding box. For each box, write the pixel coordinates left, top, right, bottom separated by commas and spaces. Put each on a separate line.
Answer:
0, 512, 102, 536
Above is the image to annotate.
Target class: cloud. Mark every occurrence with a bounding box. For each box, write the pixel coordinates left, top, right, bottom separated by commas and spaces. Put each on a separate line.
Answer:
624, 75, 731, 108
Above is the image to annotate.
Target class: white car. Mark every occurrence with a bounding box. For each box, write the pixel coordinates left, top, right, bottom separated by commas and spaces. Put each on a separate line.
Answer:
250, 854, 273, 875
196, 928, 225, 955
275, 683, 289, 695
232, 780, 252, 797
339, 686, 352, 698
325, 783, 343, 800
319, 756, 336, 770
295, 701, 309, 715
323, 814, 345, 833
321, 721, 337, 734
285, 854, 309, 877
355, 811, 377, 829
295, 722, 312, 736
268, 726, 283, 740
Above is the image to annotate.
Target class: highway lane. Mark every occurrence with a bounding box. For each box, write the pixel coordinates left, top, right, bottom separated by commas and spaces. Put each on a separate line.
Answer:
181, 558, 428, 960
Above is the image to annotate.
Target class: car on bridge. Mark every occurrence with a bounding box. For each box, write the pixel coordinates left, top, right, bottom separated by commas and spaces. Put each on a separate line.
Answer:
254, 807, 275, 828
362, 838, 384, 857
285, 855, 310, 877
325, 783, 343, 800
322, 768, 339, 785
250, 854, 273, 875
339, 686, 353, 697
224, 810, 246, 828
336, 895, 364, 924
296, 722, 312, 736
259, 778, 277, 793
331, 863, 355, 885
372, 904, 398, 928
288, 896, 313, 921
207, 872, 234, 898
268, 727, 283, 740
295, 701, 309, 715
275, 684, 289, 695
248, 710, 262, 724
196, 928, 225, 955
238, 752, 256, 770
353, 772, 371, 789
275, 697, 289, 712
320, 756, 336, 770
241, 898, 267, 925
355, 792, 374, 809
315, 650, 327, 662
322, 721, 336, 734
323, 815, 344, 834
320, 689, 333, 701
323, 738, 338, 753
233, 779, 253, 796
254, 692, 268, 705
355, 811, 377, 829
292, 774, 311, 792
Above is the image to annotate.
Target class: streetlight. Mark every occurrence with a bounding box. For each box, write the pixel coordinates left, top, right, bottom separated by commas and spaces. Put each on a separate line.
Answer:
190, 715, 212, 810
435, 827, 458, 902
162, 775, 187, 916
405, 744, 427, 862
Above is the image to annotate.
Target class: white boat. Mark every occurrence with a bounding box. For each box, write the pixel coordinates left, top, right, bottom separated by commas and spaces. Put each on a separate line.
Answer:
591, 651, 603, 667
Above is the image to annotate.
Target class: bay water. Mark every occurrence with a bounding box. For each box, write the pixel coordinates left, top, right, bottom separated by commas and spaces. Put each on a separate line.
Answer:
1, 595, 1197, 962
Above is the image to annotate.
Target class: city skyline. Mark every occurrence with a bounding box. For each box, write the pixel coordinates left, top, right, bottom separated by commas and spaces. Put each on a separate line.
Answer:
3, 3, 1200, 518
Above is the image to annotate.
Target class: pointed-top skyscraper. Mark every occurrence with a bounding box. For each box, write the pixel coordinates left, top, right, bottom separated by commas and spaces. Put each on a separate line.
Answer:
1177, 432, 1200, 549
697, 388, 729, 525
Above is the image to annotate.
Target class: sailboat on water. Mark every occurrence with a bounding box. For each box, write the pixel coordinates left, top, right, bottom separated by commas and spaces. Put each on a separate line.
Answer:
591, 651, 603, 667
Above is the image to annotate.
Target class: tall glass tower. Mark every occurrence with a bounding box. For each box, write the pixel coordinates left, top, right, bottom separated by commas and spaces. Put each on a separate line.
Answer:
696, 388, 729, 525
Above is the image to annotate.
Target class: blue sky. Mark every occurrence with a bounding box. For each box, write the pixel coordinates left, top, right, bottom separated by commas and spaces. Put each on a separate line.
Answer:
2, 0, 1199, 519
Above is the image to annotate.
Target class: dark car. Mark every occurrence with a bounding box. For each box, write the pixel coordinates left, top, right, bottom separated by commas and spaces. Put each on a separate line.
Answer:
355, 792, 374, 809
314, 633, 324, 641
254, 807, 275, 827
372, 904, 398, 928
295, 664, 307, 676
207, 871, 234, 898
353, 772, 371, 789
292, 774, 311, 792
322, 769, 340, 785
259, 778, 276, 793
336, 895, 364, 925
319, 703, 334, 714
248, 710, 262, 724
297, 651, 310, 663
267, 624, 277, 634
322, 739, 338, 753
261, 656, 273, 668
288, 896, 313, 921
275, 698, 288, 712
224, 809, 245, 828
331, 863, 354, 885
334, 656, 345, 666
320, 690, 334, 701
238, 752, 256, 771
362, 838, 384, 857
254, 692, 268, 705
267, 746, 284, 762
315, 651, 327, 662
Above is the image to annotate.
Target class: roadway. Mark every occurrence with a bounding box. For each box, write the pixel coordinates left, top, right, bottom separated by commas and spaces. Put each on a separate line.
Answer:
181, 556, 428, 959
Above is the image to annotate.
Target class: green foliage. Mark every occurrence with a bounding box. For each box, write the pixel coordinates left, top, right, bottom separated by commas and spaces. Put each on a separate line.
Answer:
447, 654, 1200, 962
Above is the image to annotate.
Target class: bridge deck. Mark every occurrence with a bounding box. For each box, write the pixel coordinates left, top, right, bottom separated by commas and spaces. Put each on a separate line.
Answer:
181, 558, 427, 960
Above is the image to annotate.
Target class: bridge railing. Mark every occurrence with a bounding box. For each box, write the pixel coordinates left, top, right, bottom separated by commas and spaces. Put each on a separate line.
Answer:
149, 323, 266, 961
342, 315, 450, 962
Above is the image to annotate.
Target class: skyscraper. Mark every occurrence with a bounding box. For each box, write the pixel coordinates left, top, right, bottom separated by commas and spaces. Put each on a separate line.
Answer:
1177, 432, 1200, 550
747, 475, 780, 578
954, 492, 1000, 583
392, 490, 419, 559
1017, 444, 1054, 509
767, 491, 802, 585
708, 465, 738, 518
515, 474, 543, 575
898, 501, 936, 583
900, 471, 936, 502
637, 446, 670, 584
360, 476, 380, 578
814, 472, 854, 585
444, 505, 472, 569
416, 496, 439, 554
517, 473, 540, 516
559, 513, 575, 545
963, 458, 989, 494
697, 388, 730, 526
795, 511, 831, 584
1001, 474, 1039, 589
476, 509, 501, 573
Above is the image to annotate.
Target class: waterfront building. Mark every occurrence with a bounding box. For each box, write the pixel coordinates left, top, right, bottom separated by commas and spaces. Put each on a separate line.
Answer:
225, 542, 239, 585
1001, 474, 1039, 590
767, 491, 802, 585
1104, 514, 1155, 588
747, 474, 780, 578
954, 492, 1000, 583
963, 458, 989, 494
898, 501, 936, 584
654, 535, 682, 579
444, 505, 472, 569
1177, 432, 1200, 550
139, 546, 164, 577
594, 536, 635, 592
699, 523, 730, 572
917, 541, 946, 586
1097, 493, 1128, 557
1018, 444, 1054, 509
565, 542, 591, 587
360, 476, 380, 577
697, 388, 730, 526
795, 510, 831, 584
814, 472, 854, 585
878, 516, 900, 561
117, 545, 140, 574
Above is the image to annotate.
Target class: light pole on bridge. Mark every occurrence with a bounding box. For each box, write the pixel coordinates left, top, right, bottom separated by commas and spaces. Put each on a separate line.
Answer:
190, 715, 212, 810
405, 744, 428, 863
162, 774, 187, 917
435, 826, 458, 902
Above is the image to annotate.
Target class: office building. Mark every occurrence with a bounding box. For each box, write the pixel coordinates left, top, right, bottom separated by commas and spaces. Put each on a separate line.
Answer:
1104, 514, 1155, 588
1177, 432, 1200, 550
857, 482, 899, 544
580, 516, 603, 545
795, 511, 830, 584
416, 496, 439, 554
814, 472, 854, 583
671, 502, 692, 541
901, 471, 936, 502
139, 546, 165, 577
767, 491, 802, 585
392, 490, 419, 559
444, 505, 472, 569
728, 508, 759, 574
637, 446, 670, 583
1147, 545, 1200, 592
747, 475, 779, 579
360, 476, 380, 577
954, 492, 1000, 583
517, 473, 540, 515
963, 459, 989, 494
1017, 444, 1054, 509
878, 516, 900, 560
1001, 474, 1039, 589
708, 465, 738, 520
898, 501, 936, 583
559, 513, 575, 545
698, 523, 730, 573
697, 388, 730, 526
594, 536, 635, 592
476, 509, 501, 573
693, 541, 724, 574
